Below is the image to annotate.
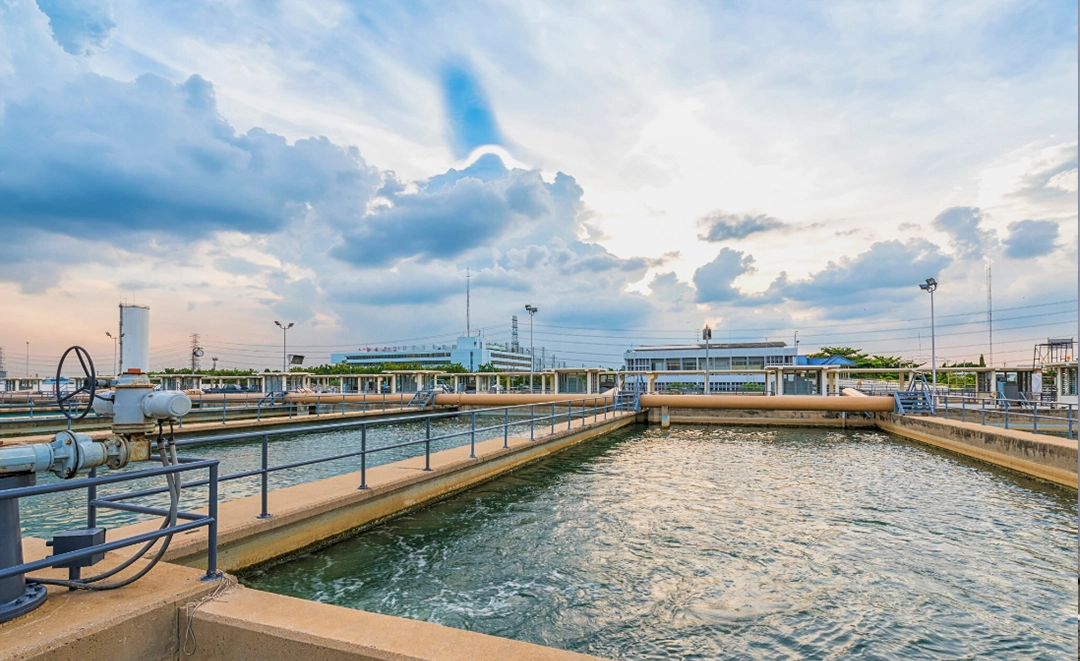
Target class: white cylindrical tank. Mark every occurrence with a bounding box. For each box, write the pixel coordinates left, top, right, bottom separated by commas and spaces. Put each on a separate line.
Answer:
119, 304, 150, 373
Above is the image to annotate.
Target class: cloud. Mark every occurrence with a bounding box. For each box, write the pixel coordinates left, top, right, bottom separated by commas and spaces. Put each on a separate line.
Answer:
332, 155, 585, 267
0, 72, 381, 243
35, 0, 116, 55
441, 63, 503, 159
649, 272, 694, 310
765, 239, 951, 308
932, 207, 997, 258
698, 212, 786, 242
693, 248, 755, 303
1003, 219, 1059, 259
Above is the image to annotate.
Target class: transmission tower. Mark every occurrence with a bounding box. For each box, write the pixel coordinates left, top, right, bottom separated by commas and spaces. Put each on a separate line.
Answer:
0, 347, 6, 379
511, 315, 520, 352
189, 333, 203, 372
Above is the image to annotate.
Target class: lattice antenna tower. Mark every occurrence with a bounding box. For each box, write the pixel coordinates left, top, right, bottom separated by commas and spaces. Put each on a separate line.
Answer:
466, 268, 471, 337
511, 315, 520, 352
0, 347, 6, 378
986, 261, 993, 367
189, 333, 202, 372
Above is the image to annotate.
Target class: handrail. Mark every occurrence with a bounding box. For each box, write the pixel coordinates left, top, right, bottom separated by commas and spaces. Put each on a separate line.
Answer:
0, 457, 221, 588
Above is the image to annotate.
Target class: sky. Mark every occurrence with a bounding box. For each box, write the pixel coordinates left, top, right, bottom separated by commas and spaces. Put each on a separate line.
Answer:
0, 0, 1076, 375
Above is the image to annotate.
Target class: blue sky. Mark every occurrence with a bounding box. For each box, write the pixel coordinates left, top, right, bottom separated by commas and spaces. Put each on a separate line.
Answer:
0, 0, 1076, 372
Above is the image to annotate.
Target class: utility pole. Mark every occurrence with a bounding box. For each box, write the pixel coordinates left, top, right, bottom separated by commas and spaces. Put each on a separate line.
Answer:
466, 268, 471, 337
525, 304, 538, 392
986, 262, 993, 367
25, 341, 29, 378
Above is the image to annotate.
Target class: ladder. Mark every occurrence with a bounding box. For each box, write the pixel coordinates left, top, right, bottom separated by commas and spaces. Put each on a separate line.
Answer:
614, 390, 641, 412
894, 373, 935, 415
407, 390, 436, 409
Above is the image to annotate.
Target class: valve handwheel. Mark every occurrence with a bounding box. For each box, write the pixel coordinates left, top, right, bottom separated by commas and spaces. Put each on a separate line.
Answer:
55, 346, 97, 421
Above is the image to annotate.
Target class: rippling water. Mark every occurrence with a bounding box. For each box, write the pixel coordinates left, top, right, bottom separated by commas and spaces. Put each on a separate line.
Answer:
244, 425, 1078, 660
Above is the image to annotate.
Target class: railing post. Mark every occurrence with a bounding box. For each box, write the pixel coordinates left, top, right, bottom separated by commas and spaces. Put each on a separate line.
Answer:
470, 411, 476, 458
567, 403, 572, 430
258, 434, 271, 518
1004, 402, 1009, 429
593, 398, 597, 422
981, 398, 985, 426
504, 408, 509, 449
87, 467, 97, 528
358, 425, 368, 490
944, 394, 949, 419
551, 404, 555, 435
961, 401, 966, 423
222, 400, 227, 425
530, 405, 535, 441
1033, 405, 1038, 434
424, 417, 432, 471
204, 461, 220, 580
1069, 405, 1074, 440
342, 393, 346, 416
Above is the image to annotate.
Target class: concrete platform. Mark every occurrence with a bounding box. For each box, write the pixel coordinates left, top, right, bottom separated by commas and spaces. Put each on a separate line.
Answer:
189, 586, 600, 661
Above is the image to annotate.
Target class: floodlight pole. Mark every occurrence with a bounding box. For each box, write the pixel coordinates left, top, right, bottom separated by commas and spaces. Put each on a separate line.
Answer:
525, 305, 538, 393
274, 321, 294, 375
920, 278, 938, 399
703, 325, 712, 394
105, 331, 123, 377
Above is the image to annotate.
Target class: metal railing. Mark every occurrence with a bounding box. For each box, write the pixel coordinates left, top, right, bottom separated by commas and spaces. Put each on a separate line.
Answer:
0, 458, 221, 587
173, 396, 626, 520
3, 394, 632, 599
933, 394, 1077, 439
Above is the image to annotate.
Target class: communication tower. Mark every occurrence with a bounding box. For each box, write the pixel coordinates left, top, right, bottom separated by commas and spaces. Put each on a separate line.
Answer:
511, 315, 520, 352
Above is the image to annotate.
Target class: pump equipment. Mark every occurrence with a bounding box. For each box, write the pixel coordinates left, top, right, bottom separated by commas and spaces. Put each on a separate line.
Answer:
0, 307, 195, 624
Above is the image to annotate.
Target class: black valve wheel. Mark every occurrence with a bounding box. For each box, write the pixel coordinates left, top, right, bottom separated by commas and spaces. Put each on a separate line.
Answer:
56, 346, 97, 421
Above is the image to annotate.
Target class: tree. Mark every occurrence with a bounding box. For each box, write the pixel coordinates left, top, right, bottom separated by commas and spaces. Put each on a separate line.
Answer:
979, 354, 986, 367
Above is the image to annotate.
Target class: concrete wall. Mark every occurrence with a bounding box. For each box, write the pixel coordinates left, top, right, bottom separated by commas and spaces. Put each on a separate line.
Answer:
189, 586, 600, 661
875, 413, 1077, 488
652, 407, 877, 428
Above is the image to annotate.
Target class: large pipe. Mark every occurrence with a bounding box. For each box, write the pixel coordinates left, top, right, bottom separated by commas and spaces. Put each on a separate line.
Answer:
433, 393, 613, 407
639, 394, 893, 412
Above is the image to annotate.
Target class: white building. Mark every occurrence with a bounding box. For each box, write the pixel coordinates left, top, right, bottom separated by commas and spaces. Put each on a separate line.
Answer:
623, 342, 797, 392
331, 336, 533, 372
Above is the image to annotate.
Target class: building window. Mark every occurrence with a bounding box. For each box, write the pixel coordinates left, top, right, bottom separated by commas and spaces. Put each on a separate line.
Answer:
732, 357, 747, 369
682, 358, 698, 371
748, 357, 765, 369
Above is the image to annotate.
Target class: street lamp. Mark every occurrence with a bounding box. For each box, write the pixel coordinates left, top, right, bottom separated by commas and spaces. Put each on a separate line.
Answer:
703, 324, 712, 394
274, 321, 294, 374
919, 277, 938, 396
105, 331, 123, 377
524, 305, 538, 393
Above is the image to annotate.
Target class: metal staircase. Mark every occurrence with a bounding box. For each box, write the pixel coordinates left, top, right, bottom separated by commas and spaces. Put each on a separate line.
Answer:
894, 373, 935, 415
614, 390, 641, 412
407, 390, 436, 409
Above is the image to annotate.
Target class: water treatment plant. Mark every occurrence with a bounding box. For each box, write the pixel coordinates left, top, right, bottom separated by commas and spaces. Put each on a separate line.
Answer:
0, 304, 1075, 661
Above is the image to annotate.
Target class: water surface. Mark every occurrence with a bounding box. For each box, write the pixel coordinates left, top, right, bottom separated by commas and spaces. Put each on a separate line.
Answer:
244, 425, 1078, 660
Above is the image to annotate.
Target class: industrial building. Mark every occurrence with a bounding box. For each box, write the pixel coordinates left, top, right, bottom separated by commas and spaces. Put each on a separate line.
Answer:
330, 336, 533, 372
